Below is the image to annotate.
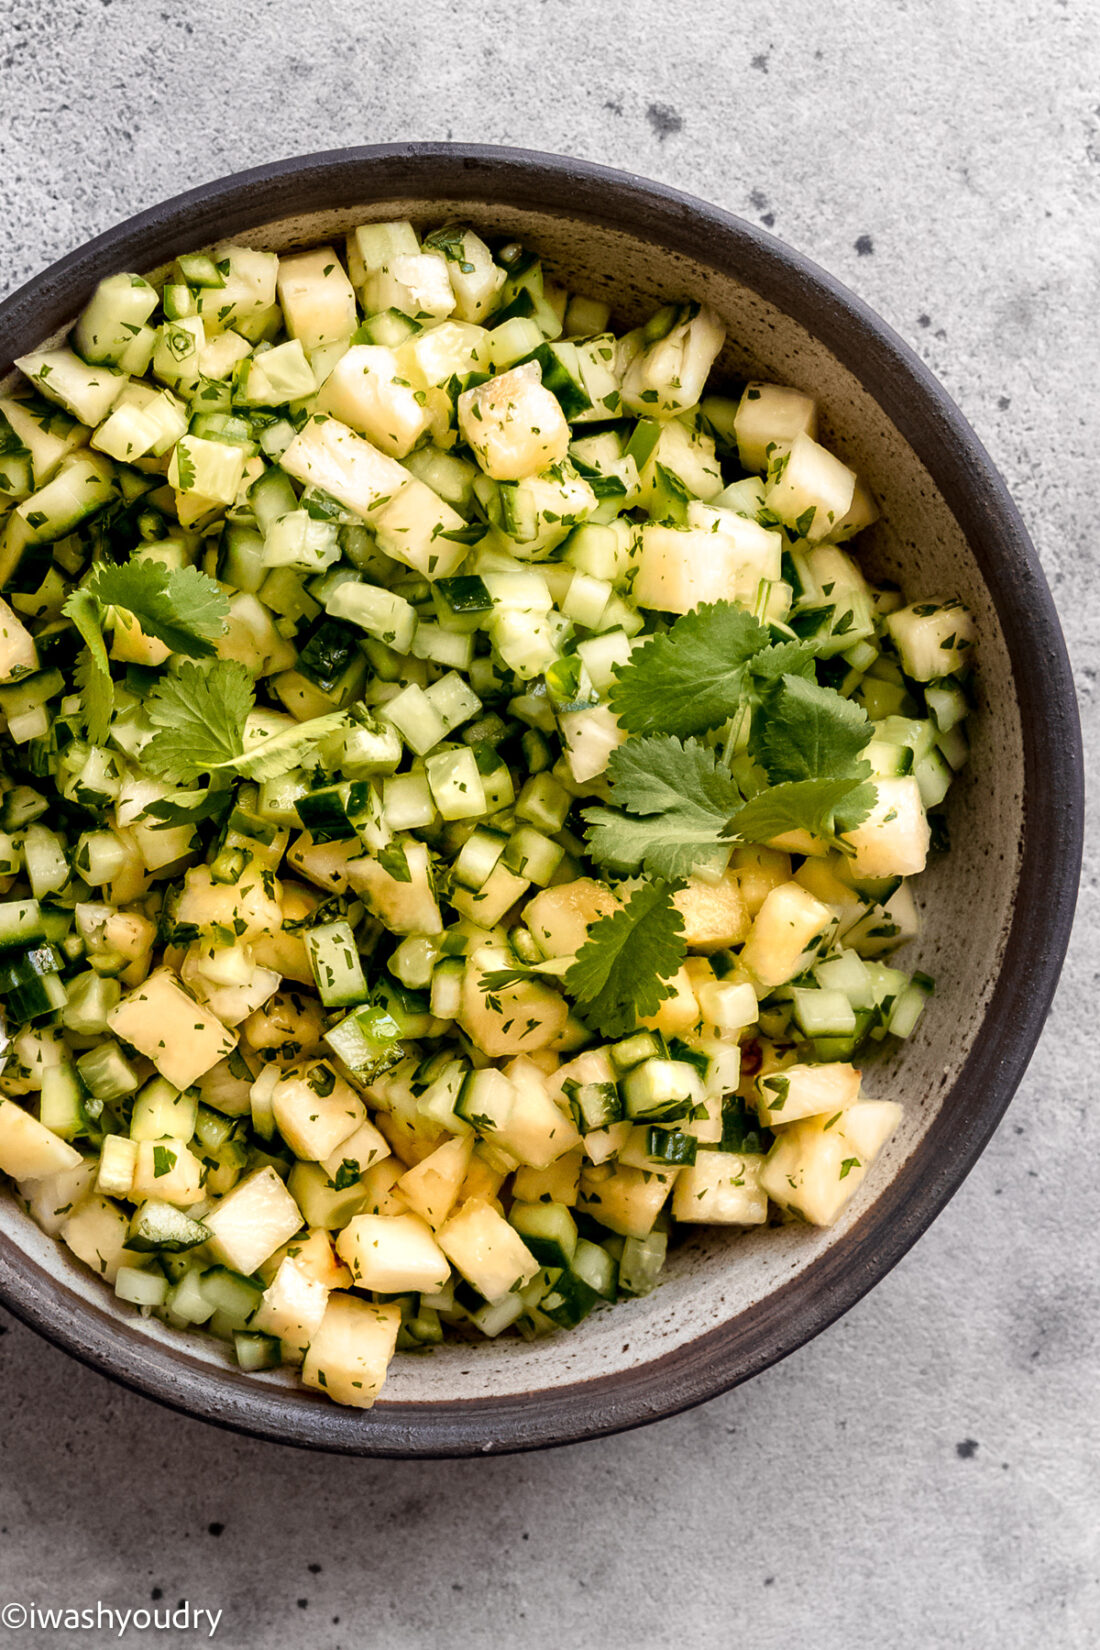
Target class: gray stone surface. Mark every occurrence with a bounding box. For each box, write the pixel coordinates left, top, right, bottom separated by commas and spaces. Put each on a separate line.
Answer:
1, 1, 1098, 1645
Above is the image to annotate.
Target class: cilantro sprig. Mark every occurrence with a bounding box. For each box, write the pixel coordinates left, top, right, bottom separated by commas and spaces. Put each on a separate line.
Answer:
62, 559, 230, 745
732, 673, 878, 847
141, 659, 346, 785
564, 879, 686, 1040
608, 602, 816, 738
85, 561, 230, 658
583, 737, 742, 880
584, 674, 879, 875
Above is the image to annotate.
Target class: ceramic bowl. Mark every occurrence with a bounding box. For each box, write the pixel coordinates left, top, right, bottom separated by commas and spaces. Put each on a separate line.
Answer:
0, 145, 1082, 1456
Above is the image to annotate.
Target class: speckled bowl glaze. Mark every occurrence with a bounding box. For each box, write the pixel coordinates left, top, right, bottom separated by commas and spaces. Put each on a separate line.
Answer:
0, 146, 1083, 1457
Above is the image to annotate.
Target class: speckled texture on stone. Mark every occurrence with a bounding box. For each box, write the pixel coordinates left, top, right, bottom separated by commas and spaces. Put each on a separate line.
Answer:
1, 2, 1098, 1646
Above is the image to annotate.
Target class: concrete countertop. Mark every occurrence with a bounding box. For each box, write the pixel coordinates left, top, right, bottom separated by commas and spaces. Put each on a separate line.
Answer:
2, 2, 1097, 1645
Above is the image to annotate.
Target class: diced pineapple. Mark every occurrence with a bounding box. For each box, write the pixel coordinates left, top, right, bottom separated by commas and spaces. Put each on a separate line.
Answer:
17, 1157, 97, 1236
755, 1061, 862, 1127
271, 1061, 366, 1161
395, 1135, 473, 1228
525, 878, 619, 959
458, 963, 568, 1058
61, 1193, 139, 1283
107, 967, 236, 1091
0, 596, 39, 681
886, 598, 976, 681
280, 416, 412, 521
733, 382, 818, 472
367, 251, 455, 322
276, 247, 357, 349
633, 514, 782, 614
740, 881, 834, 990
674, 871, 750, 951
578, 1162, 677, 1239
458, 362, 570, 480
321, 1117, 390, 1185
437, 1197, 539, 1301
621, 304, 725, 419
203, 1166, 303, 1276
336, 1211, 451, 1294
0, 1098, 82, 1180
302, 1293, 402, 1409
672, 1151, 768, 1223
252, 1254, 329, 1355
315, 345, 433, 459
129, 1138, 205, 1207
759, 1099, 902, 1226
841, 776, 930, 878
764, 433, 856, 542
637, 964, 701, 1037
347, 839, 442, 935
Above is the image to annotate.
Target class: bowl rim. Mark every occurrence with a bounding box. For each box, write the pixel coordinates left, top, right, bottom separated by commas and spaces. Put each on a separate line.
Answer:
0, 142, 1083, 1458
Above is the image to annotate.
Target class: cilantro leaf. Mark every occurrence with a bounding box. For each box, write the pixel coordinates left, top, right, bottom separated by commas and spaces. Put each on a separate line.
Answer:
377, 842, 412, 883
140, 660, 254, 783
234, 711, 347, 781
750, 673, 873, 785
582, 736, 743, 879
73, 645, 114, 748
734, 674, 877, 847
748, 639, 818, 686
564, 879, 686, 1040
64, 588, 113, 744
144, 788, 234, 831
86, 561, 229, 659
140, 660, 345, 785
609, 602, 771, 736
730, 777, 877, 848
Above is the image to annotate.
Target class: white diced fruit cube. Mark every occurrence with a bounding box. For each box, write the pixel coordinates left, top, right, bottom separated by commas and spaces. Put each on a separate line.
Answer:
61, 1194, 139, 1284
321, 1117, 390, 1184
0, 1098, 82, 1180
429, 229, 505, 322
764, 432, 856, 543
302, 1293, 402, 1409
203, 1166, 304, 1276
271, 1061, 366, 1161
841, 777, 930, 878
372, 479, 468, 580
733, 382, 819, 473
0, 597, 40, 681
107, 968, 236, 1091
348, 838, 443, 936
759, 1099, 902, 1226
281, 417, 412, 522
633, 515, 782, 614
457, 362, 570, 480
395, 1136, 473, 1228
368, 252, 455, 322
252, 1254, 330, 1353
346, 220, 420, 297
437, 1197, 539, 1301
336, 1212, 451, 1294
755, 1061, 862, 1127
196, 245, 279, 334
315, 344, 433, 458
885, 598, 976, 681
740, 882, 834, 990
672, 1152, 768, 1224
621, 304, 726, 420
276, 247, 358, 349
130, 1139, 205, 1207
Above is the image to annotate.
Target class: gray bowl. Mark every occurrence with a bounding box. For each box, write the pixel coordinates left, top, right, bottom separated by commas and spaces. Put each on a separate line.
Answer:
0, 145, 1083, 1457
